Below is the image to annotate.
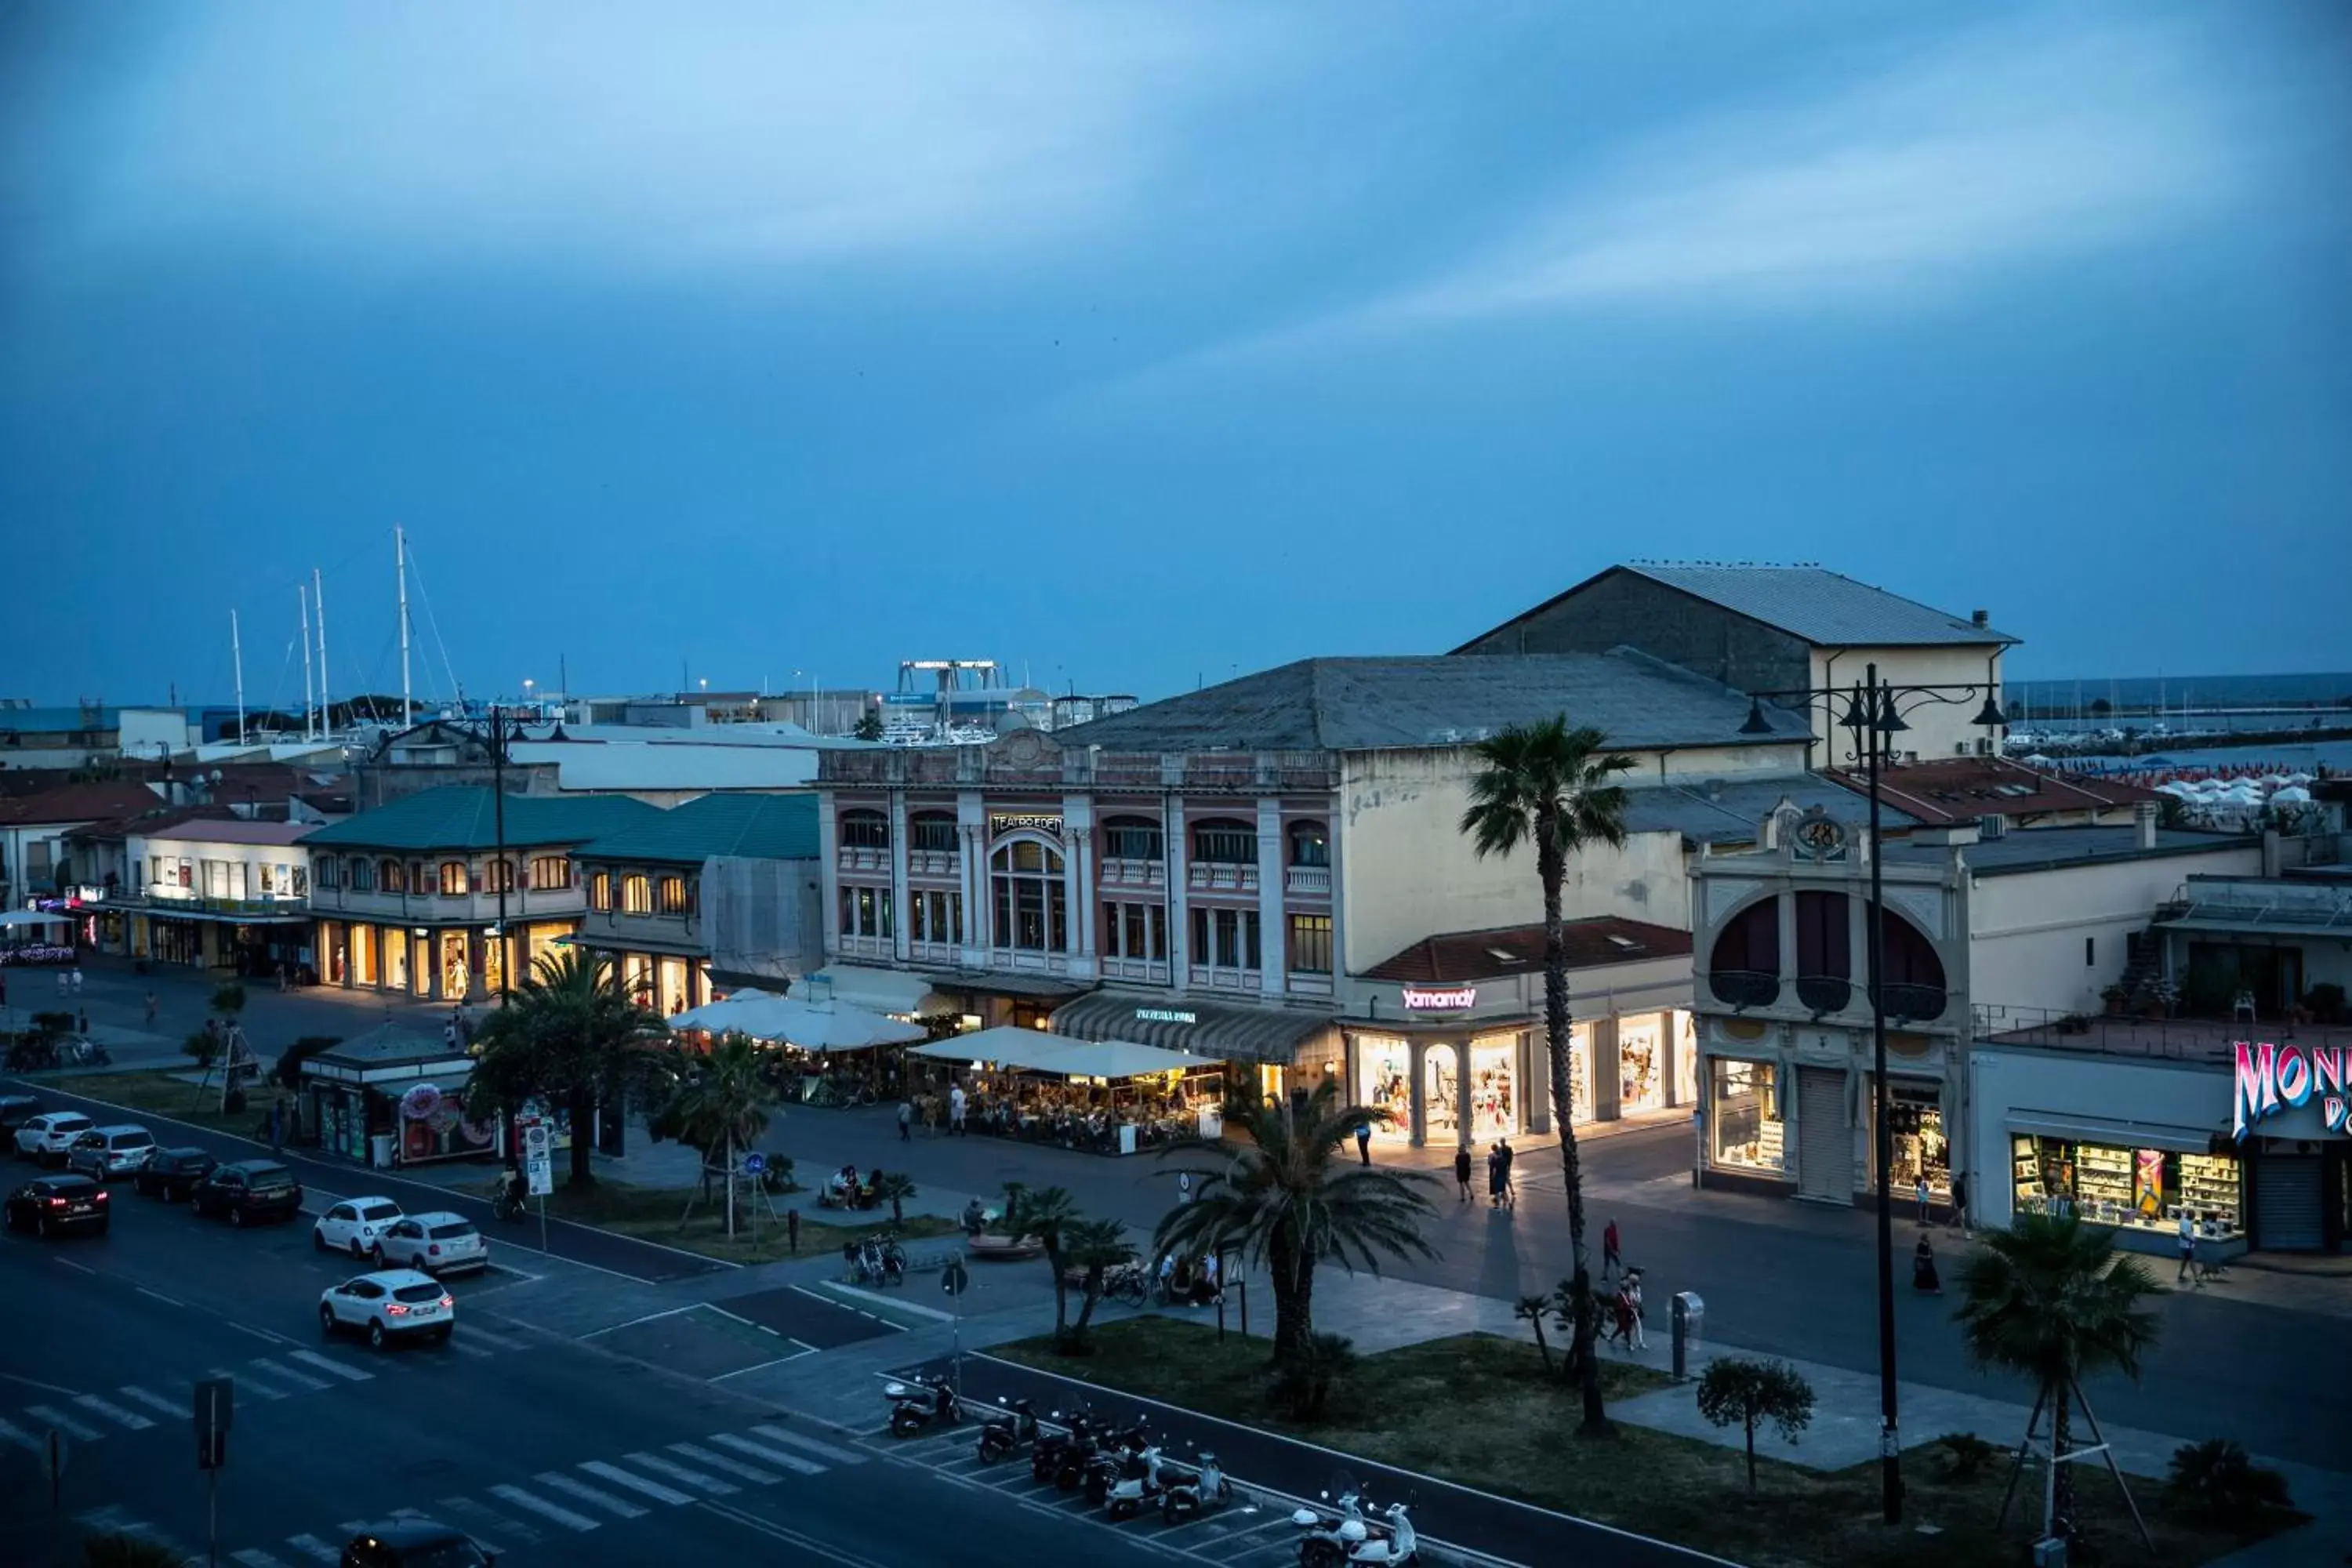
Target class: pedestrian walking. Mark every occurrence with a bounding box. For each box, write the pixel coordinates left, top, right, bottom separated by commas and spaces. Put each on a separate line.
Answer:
1912, 1234, 1944, 1294
443, 1017, 459, 1051
1178, 1172, 1192, 1206
57, 970, 69, 997
70, 967, 84, 995
786, 1207, 800, 1254
2177, 1209, 2199, 1287
898, 1099, 914, 1142
1915, 1174, 1932, 1226
1622, 1269, 1647, 1350
1602, 1218, 1622, 1282
1355, 1122, 1372, 1167
143, 990, 158, 1029
1497, 1139, 1517, 1208
949, 1082, 967, 1135
1485, 1143, 1504, 1207
1951, 1171, 1970, 1235
1454, 1145, 1472, 1203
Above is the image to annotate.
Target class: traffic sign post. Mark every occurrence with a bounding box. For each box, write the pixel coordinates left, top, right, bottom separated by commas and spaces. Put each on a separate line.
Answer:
521, 1116, 553, 1252
194, 1376, 233, 1568
942, 1261, 970, 1401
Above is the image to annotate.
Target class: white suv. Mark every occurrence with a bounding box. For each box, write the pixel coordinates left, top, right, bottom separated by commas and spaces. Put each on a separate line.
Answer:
66, 1126, 156, 1181
13, 1113, 96, 1167
372, 1212, 488, 1276
314, 1197, 405, 1258
319, 1269, 456, 1348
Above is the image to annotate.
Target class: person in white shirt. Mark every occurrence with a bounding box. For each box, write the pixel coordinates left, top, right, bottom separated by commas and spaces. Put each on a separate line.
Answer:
2178, 1210, 2199, 1286
949, 1082, 967, 1135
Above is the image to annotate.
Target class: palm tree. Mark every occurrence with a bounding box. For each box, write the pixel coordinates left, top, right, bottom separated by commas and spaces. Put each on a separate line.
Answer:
1002, 1184, 1085, 1348
659, 1033, 783, 1236
1062, 1216, 1138, 1350
82, 1534, 187, 1568
1515, 1294, 1555, 1374
1955, 1213, 2161, 1545
467, 949, 662, 1188
1155, 1079, 1437, 1369
1460, 716, 1634, 1432
871, 1171, 916, 1225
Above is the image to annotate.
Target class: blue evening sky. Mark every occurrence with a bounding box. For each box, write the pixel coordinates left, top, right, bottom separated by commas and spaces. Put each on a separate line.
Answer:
4, 2, 2347, 710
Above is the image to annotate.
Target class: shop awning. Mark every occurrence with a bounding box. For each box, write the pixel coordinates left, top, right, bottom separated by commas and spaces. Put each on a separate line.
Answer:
2006, 1111, 2225, 1156
910, 1025, 1213, 1080
669, 991, 927, 1051
1047, 990, 1334, 1065
0, 909, 70, 928
808, 964, 956, 1015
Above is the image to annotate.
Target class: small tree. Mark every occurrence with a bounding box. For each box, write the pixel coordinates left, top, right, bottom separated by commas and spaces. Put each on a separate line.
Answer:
210, 982, 247, 1021
853, 708, 885, 741
2167, 1439, 2294, 1528
871, 1171, 916, 1225
1062, 1216, 1138, 1351
1696, 1358, 1816, 1494
1002, 1183, 1083, 1348
182, 1030, 219, 1069
1515, 1294, 1555, 1375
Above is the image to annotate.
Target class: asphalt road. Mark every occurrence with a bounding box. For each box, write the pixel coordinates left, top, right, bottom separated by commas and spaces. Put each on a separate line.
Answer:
0, 1174, 1170, 1568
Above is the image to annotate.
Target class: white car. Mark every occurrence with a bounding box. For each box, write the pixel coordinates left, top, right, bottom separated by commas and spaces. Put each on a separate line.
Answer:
372, 1212, 488, 1276
318, 1269, 456, 1348
13, 1112, 96, 1167
314, 1196, 405, 1258
65, 1125, 157, 1181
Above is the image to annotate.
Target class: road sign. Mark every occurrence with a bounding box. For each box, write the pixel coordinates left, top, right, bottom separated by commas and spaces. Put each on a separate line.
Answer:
521, 1120, 552, 1161
525, 1155, 553, 1197
194, 1377, 232, 1472
942, 1261, 969, 1298
742, 1152, 767, 1177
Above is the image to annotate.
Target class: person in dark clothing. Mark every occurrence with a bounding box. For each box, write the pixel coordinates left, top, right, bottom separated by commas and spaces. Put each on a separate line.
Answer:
1355, 1123, 1372, 1166
1497, 1140, 1516, 1208
1486, 1144, 1504, 1207
1602, 1218, 1623, 1282
1454, 1146, 1473, 1203
1912, 1235, 1943, 1294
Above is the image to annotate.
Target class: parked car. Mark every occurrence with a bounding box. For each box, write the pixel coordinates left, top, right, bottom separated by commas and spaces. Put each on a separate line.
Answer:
65, 1124, 157, 1181
372, 1213, 488, 1276
319, 1269, 456, 1350
338, 1516, 492, 1566
135, 1147, 219, 1200
13, 1112, 95, 1167
0, 1094, 43, 1133
314, 1196, 405, 1258
4, 1173, 111, 1237
191, 1160, 304, 1226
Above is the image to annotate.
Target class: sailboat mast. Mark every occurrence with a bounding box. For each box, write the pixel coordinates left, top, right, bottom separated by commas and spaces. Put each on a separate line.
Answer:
231, 610, 246, 746
299, 585, 315, 742
314, 567, 331, 735
397, 525, 413, 727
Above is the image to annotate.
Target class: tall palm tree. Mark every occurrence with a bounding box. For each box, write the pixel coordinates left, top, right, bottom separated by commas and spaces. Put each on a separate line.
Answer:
1001, 1184, 1086, 1348
1062, 1216, 1138, 1350
1955, 1213, 2160, 1546
661, 1033, 783, 1236
1460, 715, 1635, 1432
470, 949, 662, 1188
1155, 1080, 1436, 1368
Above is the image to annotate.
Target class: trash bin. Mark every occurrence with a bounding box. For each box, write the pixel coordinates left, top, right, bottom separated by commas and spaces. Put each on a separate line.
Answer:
1671, 1290, 1704, 1381
370, 1133, 396, 1170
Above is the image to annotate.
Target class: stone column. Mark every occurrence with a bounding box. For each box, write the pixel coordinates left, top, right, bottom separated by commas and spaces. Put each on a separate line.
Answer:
1256, 796, 1285, 997
888, 793, 912, 963
1525, 1028, 1553, 1134
1065, 793, 1098, 976
956, 790, 985, 960
1166, 794, 1191, 986
815, 790, 840, 966
1407, 1037, 1428, 1148
1592, 1014, 1622, 1121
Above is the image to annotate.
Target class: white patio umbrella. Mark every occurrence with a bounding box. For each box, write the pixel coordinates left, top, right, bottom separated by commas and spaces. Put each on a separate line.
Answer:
666, 988, 797, 1037
771, 997, 927, 1051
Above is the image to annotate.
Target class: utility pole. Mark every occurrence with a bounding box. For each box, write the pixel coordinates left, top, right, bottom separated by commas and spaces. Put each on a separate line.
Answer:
313, 568, 330, 737
488, 703, 510, 1004
299, 586, 314, 742
1861, 665, 1903, 1527
397, 526, 413, 728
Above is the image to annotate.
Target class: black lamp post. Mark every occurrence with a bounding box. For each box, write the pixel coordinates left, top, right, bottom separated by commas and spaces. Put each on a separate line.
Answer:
481, 704, 532, 1007
1740, 662, 2007, 1527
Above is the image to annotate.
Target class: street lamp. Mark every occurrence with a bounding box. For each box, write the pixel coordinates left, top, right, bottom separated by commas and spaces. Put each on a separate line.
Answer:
1740, 662, 2006, 1527
480, 703, 534, 1007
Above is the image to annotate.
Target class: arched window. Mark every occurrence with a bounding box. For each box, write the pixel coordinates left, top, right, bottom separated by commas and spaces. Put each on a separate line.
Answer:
314, 855, 340, 890
439, 861, 470, 897
1287, 820, 1330, 868
1875, 912, 1948, 1021
483, 858, 516, 894
529, 855, 570, 891
839, 810, 890, 850
1102, 815, 1163, 860
1190, 818, 1255, 865
990, 838, 1066, 953
587, 870, 613, 912
621, 873, 652, 914
658, 874, 688, 914
1795, 891, 1852, 1013
379, 858, 406, 894
1707, 898, 1780, 1007
348, 856, 375, 893
909, 811, 958, 854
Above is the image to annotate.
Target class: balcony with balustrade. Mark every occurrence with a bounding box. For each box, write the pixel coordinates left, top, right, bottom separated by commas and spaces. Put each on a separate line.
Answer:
1099, 858, 1166, 891
1187, 863, 1258, 895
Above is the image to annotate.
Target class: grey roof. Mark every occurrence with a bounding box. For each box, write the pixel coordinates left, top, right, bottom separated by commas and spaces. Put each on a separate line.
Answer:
1622, 775, 1922, 847
1879, 826, 2256, 876
575, 794, 818, 865
1623, 564, 2017, 647
308, 1022, 466, 1070
1054, 650, 1811, 754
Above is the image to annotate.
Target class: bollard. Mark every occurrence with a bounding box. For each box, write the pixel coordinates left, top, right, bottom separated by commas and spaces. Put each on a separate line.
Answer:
1671, 1290, 1704, 1381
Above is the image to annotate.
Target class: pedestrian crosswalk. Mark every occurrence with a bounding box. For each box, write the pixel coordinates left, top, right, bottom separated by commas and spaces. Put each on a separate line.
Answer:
95, 1421, 871, 1567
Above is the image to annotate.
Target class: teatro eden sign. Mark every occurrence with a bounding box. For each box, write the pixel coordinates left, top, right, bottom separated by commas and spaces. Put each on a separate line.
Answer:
2233, 1040, 2352, 1139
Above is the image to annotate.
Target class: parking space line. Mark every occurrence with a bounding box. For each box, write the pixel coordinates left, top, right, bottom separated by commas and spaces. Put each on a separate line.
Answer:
24, 1404, 102, 1442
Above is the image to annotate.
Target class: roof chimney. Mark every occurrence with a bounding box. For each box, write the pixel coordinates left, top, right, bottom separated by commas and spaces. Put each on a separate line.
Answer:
2133, 800, 2159, 849
1971, 609, 1990, 629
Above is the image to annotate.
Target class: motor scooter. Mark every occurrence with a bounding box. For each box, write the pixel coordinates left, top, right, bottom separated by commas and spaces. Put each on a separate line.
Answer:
1090, 1442, 1167, 1518
977, 1398, 1039, 1463
1159, 1451, 1236, 1525
1293, 1483, 1373, 1567
884, 1378, 960, 1438
1065, 1417, 1148, 1493
1031, 1407, 1098, 1484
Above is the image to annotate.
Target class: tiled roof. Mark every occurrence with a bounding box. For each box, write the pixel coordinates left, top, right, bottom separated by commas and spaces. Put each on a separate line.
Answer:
1363, 917, 1693, 984
301, 786, 658, 852
0, 782, 167, 826
1624, 564, 2016, 646
1877, 826, 2257, 876
1054, 651, 1809, 754
69, 804, 242, 841
576, 794, 818, 865
1621, 775, 1921, 847
138, 818, 318, 848
1823, 757, 2158, 826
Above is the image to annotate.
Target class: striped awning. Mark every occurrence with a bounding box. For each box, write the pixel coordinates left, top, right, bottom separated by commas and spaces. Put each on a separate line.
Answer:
1048, 989, 1334, 1066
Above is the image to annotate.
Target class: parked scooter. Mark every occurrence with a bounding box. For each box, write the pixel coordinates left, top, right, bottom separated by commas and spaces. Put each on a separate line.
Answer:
1090, 1440, 1167, 1517
1341, 1503, 1417, 1565
1297, 1495, 1414, 1568
1294, 1483, 1373, 1567
1063, 1416, 1148, 1493
884, 1378, 960, 1438
1159, 1451, 1236, 1526
977, 1398, 1040, 1463
1031, 1406, 1099, 1484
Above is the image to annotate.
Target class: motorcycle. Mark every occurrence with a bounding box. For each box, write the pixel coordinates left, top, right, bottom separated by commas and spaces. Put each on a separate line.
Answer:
976, 1398, 1040, 1463
884, 1379, 960, 1439
1093, 1443, 1169, 1520
1159, 1451, 1236, 1526
1298, 1497, 1414, 1568
1031, 1406, 1098, 1484
1060, 1416, 1146, 1493
1293, 1483, 1373, 1567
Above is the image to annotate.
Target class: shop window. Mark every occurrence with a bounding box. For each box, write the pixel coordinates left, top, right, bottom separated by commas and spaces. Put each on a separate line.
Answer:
989, 839, 1065, 953
1884, 1087, 1947, 1196
587, 871, 613, 912
378, 858, 405, 894
1190, 818, 1256, 866
1190, 906, 1260, 970
658, 874, 688, 915
620, 873, 652, 914
839, 810, 891, 850
2012, 1134, 2241, 1238
438, 861, 470, 897
1288, 913, 1333, 974
1468, 1035, 1517, 1138
530, 855, 571, 891
909, 813, 958, 853
1287, 820, 1330, 868
1354, 1037, 1410, 1131
347, 857, 376, 893
1875, 913, 1947, 1020
1102, 816, 1163, 861
1619, 1016, 1664, 1112
1710, 1060, 1783, 1171
1707, 899, 1780, 1007
484, 858, 516, 894
1425, 1044, 1460, 1141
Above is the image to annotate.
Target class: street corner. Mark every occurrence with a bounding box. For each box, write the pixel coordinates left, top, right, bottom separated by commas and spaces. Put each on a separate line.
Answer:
582, 1301, 818, 1383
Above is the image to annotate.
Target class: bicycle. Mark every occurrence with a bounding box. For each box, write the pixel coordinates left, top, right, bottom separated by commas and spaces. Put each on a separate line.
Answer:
485, 1175, 528, 1222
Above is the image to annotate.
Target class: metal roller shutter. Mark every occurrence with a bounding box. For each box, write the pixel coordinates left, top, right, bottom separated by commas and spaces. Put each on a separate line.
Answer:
2255, 1156, 2325, 1252
1798, 1068, 1851, 1202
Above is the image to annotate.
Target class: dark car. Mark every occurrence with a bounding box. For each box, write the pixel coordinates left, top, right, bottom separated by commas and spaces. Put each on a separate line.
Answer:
0, 1095, 42, 1134
136, 1146, 220, 1201
191, 1160, 304, 1226
340, 1518, 495, 1566
4, 1173, 111, 1238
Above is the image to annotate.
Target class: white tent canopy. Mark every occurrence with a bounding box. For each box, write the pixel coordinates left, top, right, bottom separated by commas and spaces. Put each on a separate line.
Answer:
667, 991, 924, 1051
0, 909, 70, 929
911, 1025, 1214, 1080
667, 988, 795, 1037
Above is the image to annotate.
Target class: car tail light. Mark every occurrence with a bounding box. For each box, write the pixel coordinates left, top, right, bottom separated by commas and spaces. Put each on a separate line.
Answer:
439, 1295, 454, 1309
387, 1304, 408, 1316
45, 1197, 67, 1209
93, 1191, 109, 1203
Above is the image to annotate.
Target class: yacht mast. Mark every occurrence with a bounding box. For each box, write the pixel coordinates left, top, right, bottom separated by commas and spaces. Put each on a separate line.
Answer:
397, 525, 413, 727
314, 567, 331, 736
299, 584, 315, 742
231, 609, 246, 746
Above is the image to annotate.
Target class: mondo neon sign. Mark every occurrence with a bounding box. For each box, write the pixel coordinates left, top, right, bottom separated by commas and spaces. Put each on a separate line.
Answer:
2232, 1040, 2351, 1140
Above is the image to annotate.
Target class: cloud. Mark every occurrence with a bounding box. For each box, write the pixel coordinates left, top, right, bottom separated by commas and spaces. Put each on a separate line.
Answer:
49, 2, 1269, 275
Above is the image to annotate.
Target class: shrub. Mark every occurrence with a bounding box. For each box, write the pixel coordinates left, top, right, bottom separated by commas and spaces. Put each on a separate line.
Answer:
274, 1036, 342, 1091
31, 1011, 74, 1039
210, 982, 247, 1018
2167, 1439, 2293, 1527
1696, 1357, 1817, 1494
1264, 1332, 1357, 1421
182, 1031, 219, 1069
1936, 1431, 1998, 1481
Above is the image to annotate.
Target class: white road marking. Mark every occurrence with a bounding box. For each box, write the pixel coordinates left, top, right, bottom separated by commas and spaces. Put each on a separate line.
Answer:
621, 1450, 739, 1495
705, 1431, 825, 1476
433, 1495, 525, 1551
457, 1323, 522, 1350
282, 1349, 372, 1383
753, 1422, 868, 1465
25, 1404, 102, 1442
210, 1366, 282, 1401
445, 1336, 495, 1360
230, 1320, 293, 1345
667, 1441, 779, 1485
281, 1535, 342, 1564
232, 1548, 293, 1567
533, 1470, 648, 1519
576, 1459, 695, 1507
74, 1506, 190, 1559
0, 1415, 39, 1451
248, 1358, 330, 1394
486, 1484, 601, 1532
116, 1385, 186, 1421
71, 1393, 153, 1431
136, 1287, 186, 1308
